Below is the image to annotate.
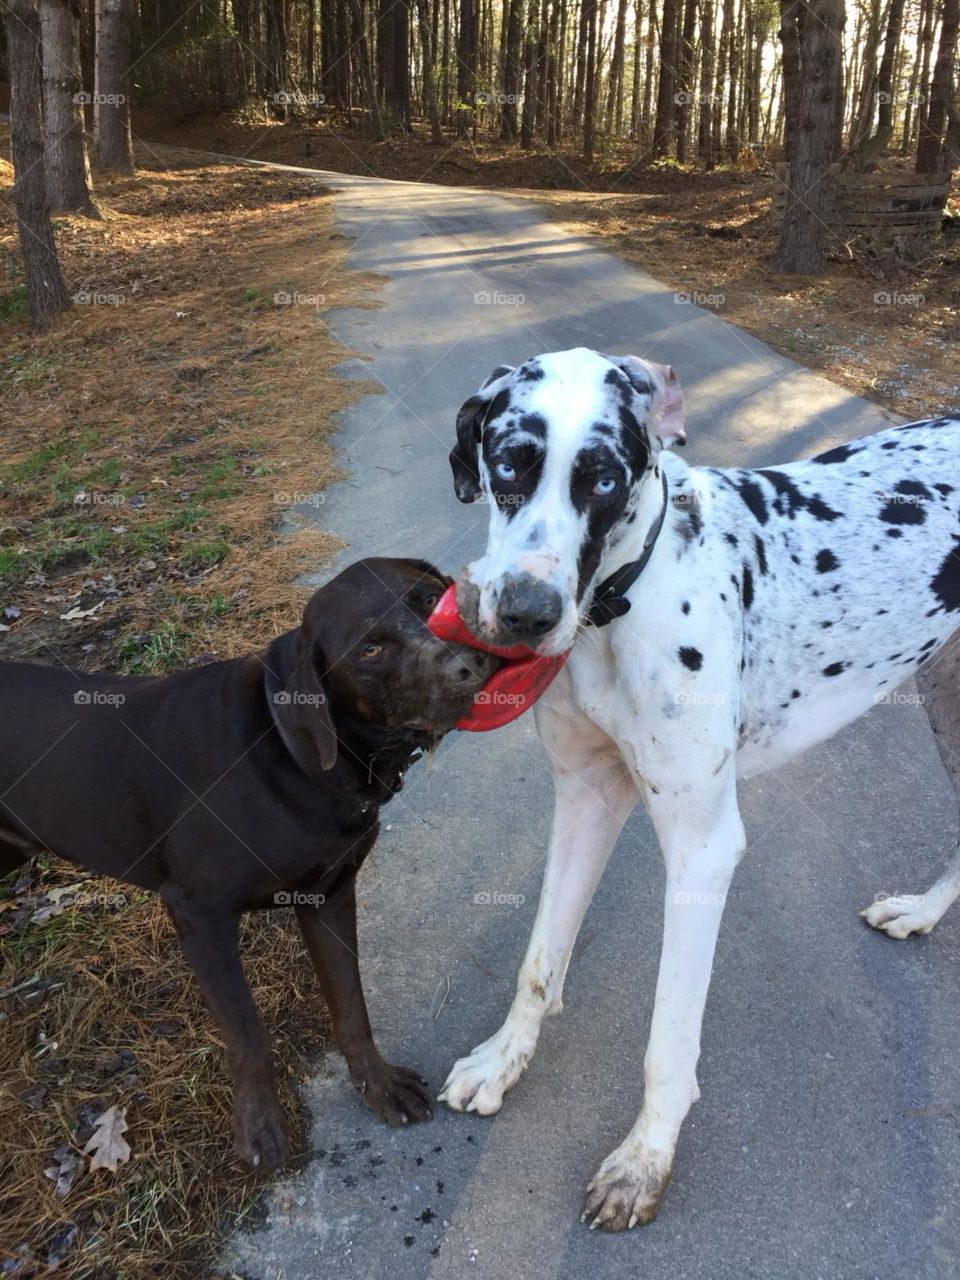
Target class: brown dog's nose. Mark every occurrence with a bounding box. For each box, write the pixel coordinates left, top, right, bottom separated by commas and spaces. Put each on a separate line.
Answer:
497, 575, 563, 644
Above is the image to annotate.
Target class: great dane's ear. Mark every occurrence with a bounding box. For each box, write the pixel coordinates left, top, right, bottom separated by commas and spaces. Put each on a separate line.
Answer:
606, 354, 686, 448
450, 365, 515, 503
264, 630, 338, 774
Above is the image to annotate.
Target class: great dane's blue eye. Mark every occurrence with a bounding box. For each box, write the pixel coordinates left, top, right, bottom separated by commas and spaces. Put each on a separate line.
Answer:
494, 461, 517, 482
593, 474, 619, 496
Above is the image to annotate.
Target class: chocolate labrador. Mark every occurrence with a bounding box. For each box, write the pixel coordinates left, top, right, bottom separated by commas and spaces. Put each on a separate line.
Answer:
0, 558, 497, 1170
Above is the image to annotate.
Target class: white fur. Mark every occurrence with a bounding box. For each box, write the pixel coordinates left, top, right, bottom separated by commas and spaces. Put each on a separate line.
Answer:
441, 347, 960, 1230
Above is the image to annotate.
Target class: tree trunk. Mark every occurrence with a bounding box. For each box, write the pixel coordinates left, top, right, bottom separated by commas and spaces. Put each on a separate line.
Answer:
629, 0, 642, 138
264, 0, 287, 105
725, 0, 740, 158
771, 0, 844, 274
604, 0, 628, 133
917, 0, 959, 172
915, 0, 937, 152
306, 0, 316, 92
675, 0, 697, 161
456, 0, 477, 137
93, 0, 133, 172
40, 0, 98, 215
501, 0, 524, 138
582, 0, 598, 157
651, 0, 678, 154
347, 0, 386, 137
546, 0, 561, 143
415, 0, 444, 140
778, 0, 801, 166
4, 0, 72, 330
380, 0, 411, 128
877, 0, 904, 132
521, 0, 540, 144
714, 0, 731, 155
698, 0, 715, 165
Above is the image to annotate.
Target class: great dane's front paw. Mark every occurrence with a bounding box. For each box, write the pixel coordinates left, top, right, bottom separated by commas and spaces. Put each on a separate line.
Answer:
438, 1028, 534, 1115
581, 1144, 672, 1231
861, 894, 938, 939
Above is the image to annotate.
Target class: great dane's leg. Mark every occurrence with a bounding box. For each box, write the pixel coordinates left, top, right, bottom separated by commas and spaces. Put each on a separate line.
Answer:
440, 697, 638, 1115
583, 770, 745, 1231
863, 636, 960, 938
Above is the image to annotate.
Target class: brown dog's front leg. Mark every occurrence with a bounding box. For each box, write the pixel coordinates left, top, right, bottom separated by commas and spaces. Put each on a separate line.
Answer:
296, 883, 432, 1126
162, 885, 289, 1172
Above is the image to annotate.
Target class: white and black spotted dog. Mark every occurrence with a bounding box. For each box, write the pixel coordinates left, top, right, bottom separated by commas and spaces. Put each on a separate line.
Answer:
436, 345, 960, 1231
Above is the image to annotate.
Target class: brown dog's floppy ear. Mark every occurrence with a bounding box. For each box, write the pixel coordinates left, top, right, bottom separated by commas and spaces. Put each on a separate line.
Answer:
450, 365, 514, 503
265, 632, 338, 774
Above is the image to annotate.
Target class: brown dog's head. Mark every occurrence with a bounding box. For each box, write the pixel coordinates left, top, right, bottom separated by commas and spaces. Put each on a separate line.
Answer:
266, 558, 499, 774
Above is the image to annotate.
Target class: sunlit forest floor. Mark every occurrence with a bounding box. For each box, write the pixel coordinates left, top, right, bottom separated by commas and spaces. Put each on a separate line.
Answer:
140, 109, 959, 421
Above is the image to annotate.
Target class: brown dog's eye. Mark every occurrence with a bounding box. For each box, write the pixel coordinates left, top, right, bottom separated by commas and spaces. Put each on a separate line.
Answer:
361, 643, 383, 659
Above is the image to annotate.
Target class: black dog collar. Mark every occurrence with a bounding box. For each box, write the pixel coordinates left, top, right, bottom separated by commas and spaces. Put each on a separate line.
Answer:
586, 470, 669, 628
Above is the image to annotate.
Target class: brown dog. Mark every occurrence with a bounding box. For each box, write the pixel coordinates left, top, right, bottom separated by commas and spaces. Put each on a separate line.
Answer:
0, 558, 497, 1170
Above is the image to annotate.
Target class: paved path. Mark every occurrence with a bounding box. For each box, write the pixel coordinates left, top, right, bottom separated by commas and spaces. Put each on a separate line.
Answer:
227, 165, 960, 1280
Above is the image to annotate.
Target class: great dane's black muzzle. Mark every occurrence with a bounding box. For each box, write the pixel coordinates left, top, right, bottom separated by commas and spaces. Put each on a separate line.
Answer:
496, 573, 564, 646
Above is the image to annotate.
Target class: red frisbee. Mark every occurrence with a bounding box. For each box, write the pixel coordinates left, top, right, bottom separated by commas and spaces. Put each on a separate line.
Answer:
427, 583, 570, 731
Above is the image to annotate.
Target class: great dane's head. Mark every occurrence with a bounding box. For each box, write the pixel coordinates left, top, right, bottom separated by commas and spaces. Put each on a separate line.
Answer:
450, 347, 685, 654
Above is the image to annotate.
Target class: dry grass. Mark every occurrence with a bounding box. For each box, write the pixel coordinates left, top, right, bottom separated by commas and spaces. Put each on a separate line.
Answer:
1, 862, 330, 1278
0, 133, 380, 672
0, 139, 382, 1276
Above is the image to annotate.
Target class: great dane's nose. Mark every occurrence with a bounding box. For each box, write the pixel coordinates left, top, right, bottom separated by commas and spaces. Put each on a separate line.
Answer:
497, 574, 563, 643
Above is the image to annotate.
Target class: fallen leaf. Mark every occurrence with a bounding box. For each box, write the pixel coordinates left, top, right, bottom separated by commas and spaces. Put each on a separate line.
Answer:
44, 1144, 82, 1199
83, 1105, 131, 1172
31, 882, 87, 924
59, 602, 105, 622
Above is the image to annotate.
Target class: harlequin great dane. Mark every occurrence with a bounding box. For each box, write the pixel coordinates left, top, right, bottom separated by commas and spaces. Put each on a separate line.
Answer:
437, 345, 960, 1231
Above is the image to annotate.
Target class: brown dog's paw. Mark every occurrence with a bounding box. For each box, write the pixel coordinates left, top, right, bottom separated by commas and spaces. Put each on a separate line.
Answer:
234, 1091, 290, 1172
357, 1061, 434, 1126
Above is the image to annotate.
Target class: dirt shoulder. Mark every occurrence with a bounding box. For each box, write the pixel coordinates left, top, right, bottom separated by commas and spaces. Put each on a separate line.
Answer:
0, 140, 376, 1277
138, 111, 959, 422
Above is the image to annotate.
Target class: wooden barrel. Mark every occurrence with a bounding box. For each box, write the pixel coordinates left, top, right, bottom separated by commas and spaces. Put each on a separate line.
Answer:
770, 163, 949, 240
